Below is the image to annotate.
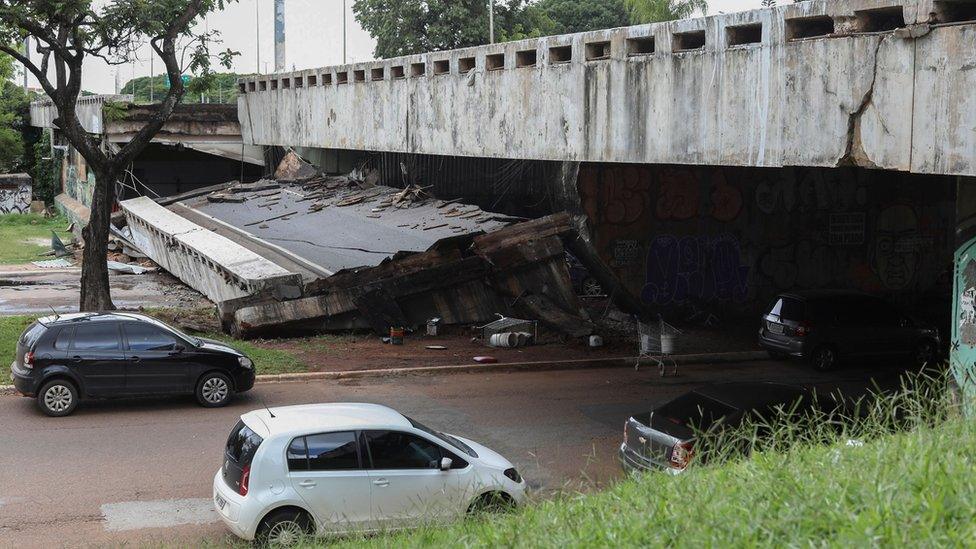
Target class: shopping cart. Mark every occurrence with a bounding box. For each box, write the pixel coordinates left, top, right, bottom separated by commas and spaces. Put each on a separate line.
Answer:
636, 317, 683, 377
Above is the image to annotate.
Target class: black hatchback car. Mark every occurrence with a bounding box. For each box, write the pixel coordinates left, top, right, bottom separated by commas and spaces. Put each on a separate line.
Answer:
758, 290, 940, 371
10, 312, 256, 416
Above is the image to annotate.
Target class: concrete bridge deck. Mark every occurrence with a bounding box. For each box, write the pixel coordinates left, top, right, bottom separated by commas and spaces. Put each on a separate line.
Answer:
238, 0, 976, 177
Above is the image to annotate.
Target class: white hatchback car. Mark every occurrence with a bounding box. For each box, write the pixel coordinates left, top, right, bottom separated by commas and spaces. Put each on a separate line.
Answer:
212, 403, 526, 545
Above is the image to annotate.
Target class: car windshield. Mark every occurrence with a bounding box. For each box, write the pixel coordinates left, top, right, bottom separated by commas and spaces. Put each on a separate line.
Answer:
655, 393, 738, 431
406, 416, 479, 458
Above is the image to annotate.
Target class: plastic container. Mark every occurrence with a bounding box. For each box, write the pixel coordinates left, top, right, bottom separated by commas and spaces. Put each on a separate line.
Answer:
660, 334, 677, 355
489, 332, 518, 348
390, 327, 405, 345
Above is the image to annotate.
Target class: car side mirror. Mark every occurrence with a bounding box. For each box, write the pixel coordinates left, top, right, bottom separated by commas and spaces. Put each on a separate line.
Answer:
439, 457, 453, 471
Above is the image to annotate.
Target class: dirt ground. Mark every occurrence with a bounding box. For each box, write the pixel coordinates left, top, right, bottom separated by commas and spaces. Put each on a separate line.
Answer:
258, 318, 762, 374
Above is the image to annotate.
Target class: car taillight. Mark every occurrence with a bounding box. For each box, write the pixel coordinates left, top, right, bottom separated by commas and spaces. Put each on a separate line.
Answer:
669, 441, 694, 470
23, 352, 34, 369
794, 322, 812, 337
240, 464, 250, 496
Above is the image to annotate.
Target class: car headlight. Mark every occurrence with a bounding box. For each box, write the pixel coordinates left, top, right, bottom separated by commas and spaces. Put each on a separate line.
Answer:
503, 468, 522, 484
238, 356, 254, 369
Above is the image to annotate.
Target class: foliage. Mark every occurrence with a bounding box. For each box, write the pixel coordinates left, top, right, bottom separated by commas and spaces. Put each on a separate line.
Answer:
120, 72, 248, 104
624, 0, 709, 23
535, 0, 630, 35
29, 130, 61, 205
312, 370, 967, 548
0, 0, 239, 311
354, 0, 548, 59
0, 51, 31, 173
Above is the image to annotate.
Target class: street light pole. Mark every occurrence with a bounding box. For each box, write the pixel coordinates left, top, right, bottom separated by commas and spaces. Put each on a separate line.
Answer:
256, 0, 261, 74
343, 0, 347, 64
489, 0, 495, 44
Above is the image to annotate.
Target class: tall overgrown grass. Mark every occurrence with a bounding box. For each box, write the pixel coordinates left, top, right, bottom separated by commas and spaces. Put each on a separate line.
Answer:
269, 368, 970, 548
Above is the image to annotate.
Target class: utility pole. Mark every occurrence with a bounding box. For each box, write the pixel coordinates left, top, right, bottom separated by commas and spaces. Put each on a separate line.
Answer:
274, 0, 285, 72
342, 0, 347, 64
489, 0, 495, 44
149, 53, 154, 102
22, 36, 29, 91
256, 0, 261, 74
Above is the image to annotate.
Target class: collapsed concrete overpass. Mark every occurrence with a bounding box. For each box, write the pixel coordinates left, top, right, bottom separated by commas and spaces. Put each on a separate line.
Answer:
234, 0, 976, 387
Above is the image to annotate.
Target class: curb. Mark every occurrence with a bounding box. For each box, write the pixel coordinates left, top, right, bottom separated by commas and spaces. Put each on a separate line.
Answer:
254, 351, 768, 384
0, 351, 767, 395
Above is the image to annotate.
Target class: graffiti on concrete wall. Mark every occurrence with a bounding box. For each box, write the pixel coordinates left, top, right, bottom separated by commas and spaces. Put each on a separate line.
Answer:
0, 181, 32, 214
579, 163, 956, 316
641, 234, 750, 306
958, 258, 976, 347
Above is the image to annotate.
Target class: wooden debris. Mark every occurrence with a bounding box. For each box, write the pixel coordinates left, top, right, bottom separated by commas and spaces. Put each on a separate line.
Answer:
244, 211, 299, 227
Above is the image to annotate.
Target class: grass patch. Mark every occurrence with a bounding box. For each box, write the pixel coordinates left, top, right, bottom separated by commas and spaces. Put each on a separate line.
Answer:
0, 214, 73, 264
295, 371, 969, 548
0, 314, 36, 369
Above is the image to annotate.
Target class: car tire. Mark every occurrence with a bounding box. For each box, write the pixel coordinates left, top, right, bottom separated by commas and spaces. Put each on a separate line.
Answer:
195, 372, 234, 408
467, 492, 516, 515
255, 508, 314, 547
36, 379, 79, 417
810, 346, 838, 372
913, 340, 938, 368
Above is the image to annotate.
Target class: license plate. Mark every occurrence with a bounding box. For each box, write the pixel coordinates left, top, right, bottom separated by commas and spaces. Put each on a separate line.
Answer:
214, 494, 226, 510
767, 322, 784, 334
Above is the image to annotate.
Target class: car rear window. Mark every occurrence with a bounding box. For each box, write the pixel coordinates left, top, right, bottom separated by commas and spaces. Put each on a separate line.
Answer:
768, 298, 804, 321
656, 393, 738, 431
225, 420, 263, 466
20, 322, 47, 348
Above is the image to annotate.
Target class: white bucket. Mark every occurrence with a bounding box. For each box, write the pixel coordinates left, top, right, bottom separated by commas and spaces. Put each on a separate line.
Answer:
661, 334, 677, 355
489, 332, 518, 348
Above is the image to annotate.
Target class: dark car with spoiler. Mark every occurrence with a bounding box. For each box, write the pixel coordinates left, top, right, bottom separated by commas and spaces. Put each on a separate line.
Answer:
10, 312, 255, 416
619, 382, 812, 474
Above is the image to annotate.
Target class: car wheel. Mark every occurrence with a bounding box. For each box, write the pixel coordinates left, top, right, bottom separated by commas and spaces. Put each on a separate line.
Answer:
195, 372, 233, 408
467, 492, 516, 515
581, 277, 604, 297
810, 346, 838, 372
37, 379, 79, 417
256, 509, 314, 547
913, 340, 938, 367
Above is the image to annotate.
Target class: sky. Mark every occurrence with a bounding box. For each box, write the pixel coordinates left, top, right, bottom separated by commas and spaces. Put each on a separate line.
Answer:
18, 0, 766, 95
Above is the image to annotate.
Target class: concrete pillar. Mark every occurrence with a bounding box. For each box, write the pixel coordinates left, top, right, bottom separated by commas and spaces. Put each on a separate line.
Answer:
951, 176, 976, 405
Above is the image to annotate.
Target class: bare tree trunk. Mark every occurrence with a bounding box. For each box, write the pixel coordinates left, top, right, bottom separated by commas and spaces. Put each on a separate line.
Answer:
79, 167, 117, 312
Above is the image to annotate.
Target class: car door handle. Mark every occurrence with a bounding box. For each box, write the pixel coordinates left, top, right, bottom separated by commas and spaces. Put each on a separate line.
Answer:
372, 479, 389, 487
298, 480, 317, 488
71, 356, 82, 363
130, 356, 141, 363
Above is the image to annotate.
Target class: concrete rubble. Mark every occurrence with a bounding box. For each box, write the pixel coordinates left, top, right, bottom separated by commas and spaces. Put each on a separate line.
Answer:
120, 156, 593, 339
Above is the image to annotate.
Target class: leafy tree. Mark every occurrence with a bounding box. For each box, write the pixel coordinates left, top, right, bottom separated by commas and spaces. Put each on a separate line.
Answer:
0, 52, 29, 173
121, 72, 248, 104
354, 0, 547, 59
624, 0, 709, 23
536, 0, 630, 35
0, 0, 238, 311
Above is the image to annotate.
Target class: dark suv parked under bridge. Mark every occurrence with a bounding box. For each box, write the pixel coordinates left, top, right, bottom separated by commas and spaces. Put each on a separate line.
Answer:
758, 290, 940, 371
10, 312, 255, 416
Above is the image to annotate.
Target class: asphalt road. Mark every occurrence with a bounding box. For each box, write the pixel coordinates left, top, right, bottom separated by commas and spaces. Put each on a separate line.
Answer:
0, 359, 912, 548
